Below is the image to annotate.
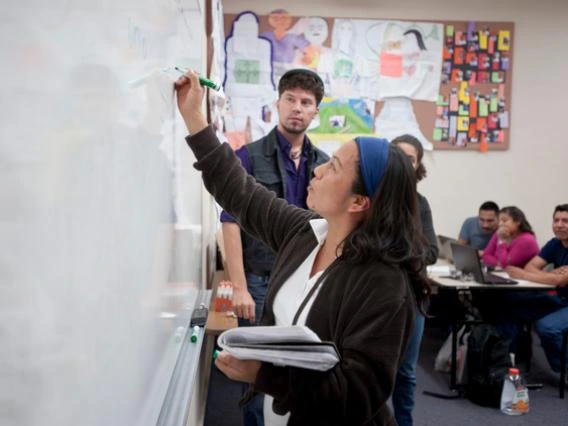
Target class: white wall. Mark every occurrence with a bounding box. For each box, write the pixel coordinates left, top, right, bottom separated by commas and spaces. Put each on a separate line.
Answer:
225, 0, 568, 245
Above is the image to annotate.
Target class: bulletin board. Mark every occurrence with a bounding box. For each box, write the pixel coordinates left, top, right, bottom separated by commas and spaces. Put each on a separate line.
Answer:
222, 11, 514, 151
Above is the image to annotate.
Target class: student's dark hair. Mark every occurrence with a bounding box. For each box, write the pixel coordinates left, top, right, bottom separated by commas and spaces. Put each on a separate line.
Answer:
500, 206, 534, 235
343, 145, 431, 312
554, 204, 568, 214
479, 201, 499, 214
403, 29, 427, 51
278, 69, 325, 106
391, 134, 427, 181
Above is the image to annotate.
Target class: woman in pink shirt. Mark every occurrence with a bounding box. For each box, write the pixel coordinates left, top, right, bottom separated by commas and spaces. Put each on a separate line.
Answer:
482, 206, 539, 268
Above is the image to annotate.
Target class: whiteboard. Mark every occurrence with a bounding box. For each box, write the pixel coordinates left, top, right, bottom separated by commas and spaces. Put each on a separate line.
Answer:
0, 1, 206, 425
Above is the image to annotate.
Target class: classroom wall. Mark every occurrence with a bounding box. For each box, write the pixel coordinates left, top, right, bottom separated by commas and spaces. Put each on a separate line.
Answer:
224, 0, 568, 245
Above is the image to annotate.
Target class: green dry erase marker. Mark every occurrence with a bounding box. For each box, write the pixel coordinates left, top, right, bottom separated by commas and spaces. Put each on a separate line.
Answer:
213, 349, 220, 360
190, 325, 200, 343
174, 66, 221, 92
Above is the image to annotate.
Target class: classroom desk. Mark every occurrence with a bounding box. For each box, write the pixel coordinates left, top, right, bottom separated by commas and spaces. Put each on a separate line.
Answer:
428, 263, 556, 390
431, 273, 556, 291
205, 270, 238, 336
206, 310, 238, 336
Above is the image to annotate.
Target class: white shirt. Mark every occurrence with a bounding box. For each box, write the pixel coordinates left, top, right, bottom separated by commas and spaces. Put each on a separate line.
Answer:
264, 218, 329, 426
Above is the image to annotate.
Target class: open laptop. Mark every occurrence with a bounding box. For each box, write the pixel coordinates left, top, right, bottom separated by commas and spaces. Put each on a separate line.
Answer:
450, 242, 518, 285
437, 235, 459, 262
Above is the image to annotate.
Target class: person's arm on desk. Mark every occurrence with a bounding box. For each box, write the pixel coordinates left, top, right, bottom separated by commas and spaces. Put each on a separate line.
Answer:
507, 256, 568, 286
552, 266, 568, 276
223, 222, 256, 322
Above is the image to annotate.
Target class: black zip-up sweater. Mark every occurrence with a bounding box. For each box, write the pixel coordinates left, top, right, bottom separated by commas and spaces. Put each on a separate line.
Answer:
187, 125, 415, 426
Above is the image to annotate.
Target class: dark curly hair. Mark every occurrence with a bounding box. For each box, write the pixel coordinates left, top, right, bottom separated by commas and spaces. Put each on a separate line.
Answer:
391, 134, 427, 181
343, 144, 431, 312
278, 69, 325, 106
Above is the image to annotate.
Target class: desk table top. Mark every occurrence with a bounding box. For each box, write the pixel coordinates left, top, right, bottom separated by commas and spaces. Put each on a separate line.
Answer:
427, 259, 556, 290
205, 310, 238, 336
429, 274, 556, 290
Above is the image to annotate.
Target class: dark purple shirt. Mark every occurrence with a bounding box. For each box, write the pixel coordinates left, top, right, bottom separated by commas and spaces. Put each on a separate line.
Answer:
220, 129, 311, 223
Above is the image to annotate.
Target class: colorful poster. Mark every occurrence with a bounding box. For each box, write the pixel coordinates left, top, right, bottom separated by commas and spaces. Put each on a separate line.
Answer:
309, 97, 374, 134
308, 97, 375, 143
222, 13, 513, 151
434, 21, 513, 150
325, 19, 444, 101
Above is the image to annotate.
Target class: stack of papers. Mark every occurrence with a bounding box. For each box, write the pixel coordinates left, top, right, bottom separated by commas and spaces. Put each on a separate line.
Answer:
427, 264, 455, 275
217, 325, 340, 371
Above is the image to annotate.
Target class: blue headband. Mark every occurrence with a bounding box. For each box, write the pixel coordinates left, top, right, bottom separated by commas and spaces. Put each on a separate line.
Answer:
354, 137, 390, 197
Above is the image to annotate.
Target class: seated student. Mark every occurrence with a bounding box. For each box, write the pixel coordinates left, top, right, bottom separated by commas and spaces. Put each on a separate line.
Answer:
175, 70, 430, 425
458, 201, 499, 254
508, 204, 568, 372
482, 206, 539, 269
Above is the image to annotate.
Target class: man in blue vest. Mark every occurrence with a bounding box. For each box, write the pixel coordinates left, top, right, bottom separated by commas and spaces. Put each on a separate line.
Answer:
220, 68, 329, 426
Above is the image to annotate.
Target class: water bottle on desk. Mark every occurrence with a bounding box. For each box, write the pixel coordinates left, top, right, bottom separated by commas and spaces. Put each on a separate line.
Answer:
500, 367, 529, 415
214, 280, 233, 313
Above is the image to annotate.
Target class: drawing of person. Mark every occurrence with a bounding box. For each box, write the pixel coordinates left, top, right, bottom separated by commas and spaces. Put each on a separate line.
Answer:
328, 19, 363, 98
374, 24, 438, 150
224, 12, 276, 139
333, 19, 355, 56
260, 9, 309, 79
300, 17, 329, 69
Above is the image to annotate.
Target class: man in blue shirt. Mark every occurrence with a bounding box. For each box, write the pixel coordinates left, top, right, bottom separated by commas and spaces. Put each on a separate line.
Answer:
458, 201, 499, 253
220, 68, 329, 426
508, 204, 568, 372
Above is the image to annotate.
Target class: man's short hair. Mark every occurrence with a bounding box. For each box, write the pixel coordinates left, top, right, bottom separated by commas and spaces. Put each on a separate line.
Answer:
554, 204, 568, 214
479, 201, 499, 214
278, 69, 325, 106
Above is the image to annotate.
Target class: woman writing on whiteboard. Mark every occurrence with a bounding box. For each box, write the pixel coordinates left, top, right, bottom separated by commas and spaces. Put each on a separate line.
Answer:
175, 70, 429, 425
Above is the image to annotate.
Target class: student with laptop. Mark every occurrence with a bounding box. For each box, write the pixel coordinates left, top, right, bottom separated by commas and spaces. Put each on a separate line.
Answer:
450, 242, 518, 285
482, 206, 539, 269
458, 201, 499, 254
437, 235, 459, 262
507, 204, 568, 372
473, 205, 568, 366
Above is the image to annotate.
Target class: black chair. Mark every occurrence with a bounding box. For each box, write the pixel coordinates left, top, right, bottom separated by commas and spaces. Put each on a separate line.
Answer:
560, 329, 568, 398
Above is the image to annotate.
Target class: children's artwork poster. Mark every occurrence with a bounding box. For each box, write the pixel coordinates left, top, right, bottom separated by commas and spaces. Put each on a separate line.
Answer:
432, 22, 514, 150
308, 97, 375, 135
221, 10, 513, 151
